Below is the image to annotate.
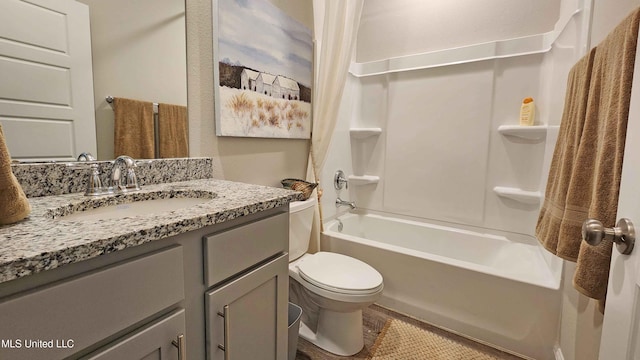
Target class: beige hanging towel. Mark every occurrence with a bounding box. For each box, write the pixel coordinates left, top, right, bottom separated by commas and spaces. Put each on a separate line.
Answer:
0, 124, 31, 225
158, 103, 188, 158
113, 97, 155, 159
572, 8, 640, 302
535, 48, 596, 261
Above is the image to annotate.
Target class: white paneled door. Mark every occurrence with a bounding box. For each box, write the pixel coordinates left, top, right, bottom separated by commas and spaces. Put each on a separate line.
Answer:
0, 0, 96, 161
599, 28, 640, 359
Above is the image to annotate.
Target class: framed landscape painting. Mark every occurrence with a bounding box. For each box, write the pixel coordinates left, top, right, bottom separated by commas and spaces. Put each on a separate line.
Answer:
213, 0, 313, 139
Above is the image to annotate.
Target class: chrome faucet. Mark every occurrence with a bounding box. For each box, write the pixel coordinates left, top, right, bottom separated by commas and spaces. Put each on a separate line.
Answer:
110, 155, 140, 193
77, 152, 96, 161
336, 197, 356, 210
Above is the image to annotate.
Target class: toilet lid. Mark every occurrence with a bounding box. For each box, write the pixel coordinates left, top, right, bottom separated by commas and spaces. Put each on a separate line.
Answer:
297, 252, 383, 294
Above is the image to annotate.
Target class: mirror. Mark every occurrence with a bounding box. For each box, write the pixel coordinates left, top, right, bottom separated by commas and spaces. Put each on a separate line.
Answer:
81, 0, 187, 160
0, 0, 186, 162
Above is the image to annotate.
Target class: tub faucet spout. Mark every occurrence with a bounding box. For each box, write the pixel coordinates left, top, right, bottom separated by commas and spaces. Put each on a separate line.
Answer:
336, 197, 356, 210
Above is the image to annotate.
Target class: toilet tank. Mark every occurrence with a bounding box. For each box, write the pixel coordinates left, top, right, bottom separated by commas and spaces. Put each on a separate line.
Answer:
289, 196, 316, 261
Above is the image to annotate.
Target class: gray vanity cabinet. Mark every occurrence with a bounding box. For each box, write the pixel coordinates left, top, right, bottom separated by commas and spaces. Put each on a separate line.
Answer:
0, 206, 290, 360
203, 212, 289, 360
0, 245, 185, 360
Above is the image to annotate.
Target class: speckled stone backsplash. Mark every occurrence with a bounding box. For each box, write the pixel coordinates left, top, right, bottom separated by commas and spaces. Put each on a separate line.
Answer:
11, 157, 214, 198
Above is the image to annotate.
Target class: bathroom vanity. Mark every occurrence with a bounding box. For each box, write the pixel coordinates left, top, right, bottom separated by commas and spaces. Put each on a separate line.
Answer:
0, 177, 301, 360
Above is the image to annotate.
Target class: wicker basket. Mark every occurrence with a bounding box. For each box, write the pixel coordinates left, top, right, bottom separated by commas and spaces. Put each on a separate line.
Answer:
281, 178, 318, 200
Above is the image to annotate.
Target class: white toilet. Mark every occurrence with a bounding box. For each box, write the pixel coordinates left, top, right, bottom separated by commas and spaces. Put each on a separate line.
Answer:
288, 196, 383, 356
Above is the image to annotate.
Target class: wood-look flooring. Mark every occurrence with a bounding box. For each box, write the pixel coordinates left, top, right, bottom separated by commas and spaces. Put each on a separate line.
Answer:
294, 304, 525, 360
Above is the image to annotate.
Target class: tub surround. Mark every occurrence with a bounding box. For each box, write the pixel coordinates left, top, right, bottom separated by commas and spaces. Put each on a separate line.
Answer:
11, 157, 213, 198
0, 177, 303, 284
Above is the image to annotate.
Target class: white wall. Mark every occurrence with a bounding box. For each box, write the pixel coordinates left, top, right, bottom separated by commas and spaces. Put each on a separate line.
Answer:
186, 0, 312, 186
590, 0, 640, 47
79, 0, 188, 160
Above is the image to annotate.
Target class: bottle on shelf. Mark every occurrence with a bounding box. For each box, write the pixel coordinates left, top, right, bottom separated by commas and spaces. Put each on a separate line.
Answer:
519, 97, 535, 126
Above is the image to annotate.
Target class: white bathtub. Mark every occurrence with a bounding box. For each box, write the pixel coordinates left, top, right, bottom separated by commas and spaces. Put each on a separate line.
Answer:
322, 213, 562, 360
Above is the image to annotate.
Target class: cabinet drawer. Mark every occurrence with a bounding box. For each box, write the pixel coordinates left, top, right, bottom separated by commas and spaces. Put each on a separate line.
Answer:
0, 246, 185, 360
204, 212, 288, 287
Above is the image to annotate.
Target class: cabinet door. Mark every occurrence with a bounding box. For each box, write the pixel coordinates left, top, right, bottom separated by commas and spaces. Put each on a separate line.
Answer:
0, 246, 184, 360
82, 309, 186, 360
206, 254, 288, 360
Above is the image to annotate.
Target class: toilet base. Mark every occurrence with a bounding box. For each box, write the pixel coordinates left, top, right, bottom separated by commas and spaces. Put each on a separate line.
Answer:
298, 308, 364, 356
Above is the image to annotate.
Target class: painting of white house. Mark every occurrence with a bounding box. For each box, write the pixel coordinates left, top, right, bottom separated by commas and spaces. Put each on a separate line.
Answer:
214, 0, 313, 138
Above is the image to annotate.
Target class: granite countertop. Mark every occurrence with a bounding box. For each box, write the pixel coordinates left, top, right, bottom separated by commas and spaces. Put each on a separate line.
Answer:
0, 178, 304, 284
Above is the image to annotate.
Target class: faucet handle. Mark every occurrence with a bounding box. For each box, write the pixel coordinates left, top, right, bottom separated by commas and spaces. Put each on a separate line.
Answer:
66, 162, 105, 196
85, 164, 105, 196
334, 170, 349, 190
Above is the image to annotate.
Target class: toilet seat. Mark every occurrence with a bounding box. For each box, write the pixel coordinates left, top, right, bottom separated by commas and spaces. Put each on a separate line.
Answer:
297, 252, 383, 295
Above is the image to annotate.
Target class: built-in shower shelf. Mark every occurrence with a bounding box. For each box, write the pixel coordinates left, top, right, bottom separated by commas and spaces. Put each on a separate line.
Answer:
497, 125, 551, 140
350, 128, 382, 139
493, 186, 541, 205
348, 175, 380, 185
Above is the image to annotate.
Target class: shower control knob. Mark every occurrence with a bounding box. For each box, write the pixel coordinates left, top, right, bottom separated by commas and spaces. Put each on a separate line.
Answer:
334, 170, 348, 190
582, 218, 635, 255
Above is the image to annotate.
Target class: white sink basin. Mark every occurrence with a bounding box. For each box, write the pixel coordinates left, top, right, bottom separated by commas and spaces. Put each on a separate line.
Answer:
57, 197, 210, 221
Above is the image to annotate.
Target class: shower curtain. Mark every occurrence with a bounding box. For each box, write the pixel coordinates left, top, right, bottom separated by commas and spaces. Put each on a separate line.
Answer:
306, 0, 363, 252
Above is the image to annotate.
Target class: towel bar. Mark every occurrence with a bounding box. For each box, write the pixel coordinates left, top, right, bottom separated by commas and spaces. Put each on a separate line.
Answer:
105, 95, 159, 114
